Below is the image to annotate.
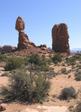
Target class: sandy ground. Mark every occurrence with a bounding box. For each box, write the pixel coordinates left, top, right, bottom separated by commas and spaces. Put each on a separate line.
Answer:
49, 73, 81, 96
0, 76, 9, 87
3, 103, 68, 112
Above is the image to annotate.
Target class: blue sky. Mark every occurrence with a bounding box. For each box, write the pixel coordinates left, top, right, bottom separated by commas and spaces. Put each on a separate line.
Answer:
0, 0, 81, 49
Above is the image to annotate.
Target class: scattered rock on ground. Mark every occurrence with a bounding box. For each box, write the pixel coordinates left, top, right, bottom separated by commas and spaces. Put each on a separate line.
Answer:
0, 104, 6, 111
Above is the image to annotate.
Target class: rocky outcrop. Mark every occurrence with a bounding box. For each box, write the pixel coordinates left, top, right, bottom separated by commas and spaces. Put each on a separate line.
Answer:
38, 44, 47, 50
0, 45, 16, 53
52, 23, 70, 53
15, 16, 29, 49
14, 16, 52, 56
18, 32, 29, 49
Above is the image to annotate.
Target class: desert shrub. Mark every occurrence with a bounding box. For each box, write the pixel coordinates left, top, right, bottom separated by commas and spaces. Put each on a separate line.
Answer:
61, 68, 67, 74
5, 57, 25, 71
66, 57, 76, 65
76, 65, 81, 69
75, 70, 81, 81
59, 87, 76, 100
73, 54, 81, 61
65, 55, 81, 65
0, 53, 8, 62
27, 54, 41, 65
1, 69, 50, 103
26, 54, 49, 71
51, 54, 62, 64
34, 74, 50, 102
46, 70, 56, 79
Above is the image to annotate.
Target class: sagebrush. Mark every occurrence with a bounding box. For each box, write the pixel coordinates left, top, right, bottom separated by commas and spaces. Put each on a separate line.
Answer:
1, 69, 50, 103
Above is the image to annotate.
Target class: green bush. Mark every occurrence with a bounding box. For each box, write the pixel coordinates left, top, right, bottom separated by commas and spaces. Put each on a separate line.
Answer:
26, 54, 49, 71
75, 70, 81, 81
51, 54, 62, 64
59, 87, 76, 100
27, 54, 41, 65
1, 69, 50, 103
65, 55, 81, 65
34, 74, 50, 102
5, 57, 25, 71
0, 54, 8, 62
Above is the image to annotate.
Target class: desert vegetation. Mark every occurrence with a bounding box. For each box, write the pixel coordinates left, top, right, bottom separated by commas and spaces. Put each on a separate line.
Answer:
1, 52, 81, 112
59, 87, 77, 100
75, 70, 81, 81
5, 57, 25, 71
51, 53, 62, 64
1, 54, 51, 103
1, 69, 49, 103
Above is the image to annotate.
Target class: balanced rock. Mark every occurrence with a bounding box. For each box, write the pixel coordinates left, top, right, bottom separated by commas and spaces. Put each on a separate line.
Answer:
15, 16, 25, 32
52, 23, 70, 53
15, 16, 30, 49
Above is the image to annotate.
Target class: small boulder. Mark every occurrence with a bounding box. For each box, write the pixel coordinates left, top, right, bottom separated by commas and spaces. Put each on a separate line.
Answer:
0, 104, 6, 111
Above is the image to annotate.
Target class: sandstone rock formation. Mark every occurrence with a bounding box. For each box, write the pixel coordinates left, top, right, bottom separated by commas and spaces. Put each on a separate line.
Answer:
15, 16, 51, 56
0, 45, 16, 53
38, 44, 47, 50
18, 32, 29, 49
15, 16, 25, 32
52, 23, 70, 53
15, 16, 29, 49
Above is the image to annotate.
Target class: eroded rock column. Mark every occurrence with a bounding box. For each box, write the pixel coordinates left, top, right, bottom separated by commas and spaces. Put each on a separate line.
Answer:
52, 23, 70, 53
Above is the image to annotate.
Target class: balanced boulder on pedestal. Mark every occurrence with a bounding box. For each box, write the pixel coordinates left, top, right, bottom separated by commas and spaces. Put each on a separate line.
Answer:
15, 16, 29, 49
15, 16, 25, 32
